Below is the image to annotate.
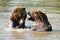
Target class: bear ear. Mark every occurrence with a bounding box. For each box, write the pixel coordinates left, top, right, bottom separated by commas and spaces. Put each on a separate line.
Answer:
13, 8, 26, 13
13, 8, 19, 13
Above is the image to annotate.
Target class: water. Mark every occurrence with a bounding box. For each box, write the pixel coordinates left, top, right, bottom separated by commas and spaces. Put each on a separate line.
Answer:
0, 0, 60, 40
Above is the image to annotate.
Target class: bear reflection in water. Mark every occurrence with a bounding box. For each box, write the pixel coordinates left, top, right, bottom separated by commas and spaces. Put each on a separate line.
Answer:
28, 10, 52, 31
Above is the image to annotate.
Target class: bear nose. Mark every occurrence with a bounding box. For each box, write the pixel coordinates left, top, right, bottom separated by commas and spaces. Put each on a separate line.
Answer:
28, 12, 30, 15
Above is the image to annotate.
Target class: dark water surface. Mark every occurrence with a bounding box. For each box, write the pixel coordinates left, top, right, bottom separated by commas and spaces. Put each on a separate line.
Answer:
0, 0, 60, 40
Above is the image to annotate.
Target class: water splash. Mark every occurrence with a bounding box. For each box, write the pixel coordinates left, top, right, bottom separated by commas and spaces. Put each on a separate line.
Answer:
5, 28, 30, 32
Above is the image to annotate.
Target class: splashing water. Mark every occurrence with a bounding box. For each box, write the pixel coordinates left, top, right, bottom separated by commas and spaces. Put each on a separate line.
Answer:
5, 28, 30, 32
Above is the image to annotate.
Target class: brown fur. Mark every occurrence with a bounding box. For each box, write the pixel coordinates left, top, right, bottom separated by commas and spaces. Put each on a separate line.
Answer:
9, 7, 27, 28
10, 8, 27, 22
30, 10, 48, 23
28, 10, 52, 31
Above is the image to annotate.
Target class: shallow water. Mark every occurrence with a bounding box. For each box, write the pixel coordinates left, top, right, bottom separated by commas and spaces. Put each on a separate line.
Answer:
0, 11, 60, 40
0, 0, 60, 40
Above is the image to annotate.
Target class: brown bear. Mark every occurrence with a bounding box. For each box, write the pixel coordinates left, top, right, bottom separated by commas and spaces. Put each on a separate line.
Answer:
9, 7, 27, 29
28, 10, 52, 31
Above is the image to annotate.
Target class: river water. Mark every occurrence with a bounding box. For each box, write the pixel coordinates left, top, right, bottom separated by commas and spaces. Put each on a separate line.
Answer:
0, 0, 60, 40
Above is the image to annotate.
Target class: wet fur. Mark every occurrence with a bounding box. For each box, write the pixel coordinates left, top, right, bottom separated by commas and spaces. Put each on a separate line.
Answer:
9, 7, 27, 28
28, 10, 52, 31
